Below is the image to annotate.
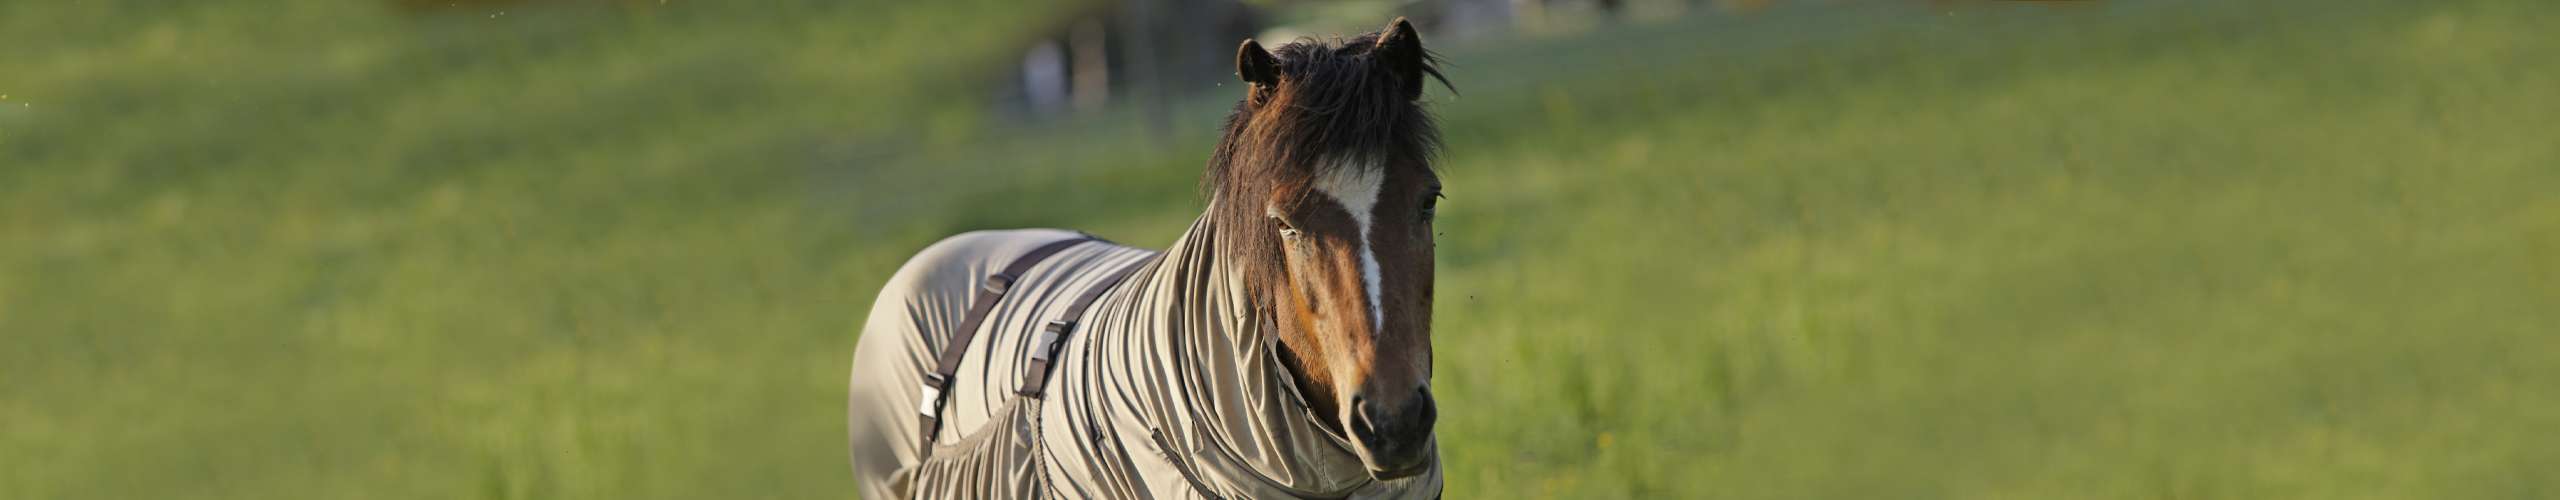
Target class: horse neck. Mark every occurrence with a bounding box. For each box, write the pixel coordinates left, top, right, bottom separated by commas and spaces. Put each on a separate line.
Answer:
1085, 208, 1373, 492
1111, 211, 1290, 394
1105, 208, 1329, 425
1122, 211, 1275, 364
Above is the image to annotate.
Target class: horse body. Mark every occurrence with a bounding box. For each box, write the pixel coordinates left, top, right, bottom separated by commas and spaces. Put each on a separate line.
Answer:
849, 222, 1439, 499
852, 18, 1450, 499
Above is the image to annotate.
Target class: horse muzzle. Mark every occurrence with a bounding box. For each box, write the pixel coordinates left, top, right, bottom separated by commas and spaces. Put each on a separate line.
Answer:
1348, 386, 1437, 479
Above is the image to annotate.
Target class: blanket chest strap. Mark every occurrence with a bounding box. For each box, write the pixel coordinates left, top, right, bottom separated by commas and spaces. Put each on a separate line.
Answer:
1016, 256, 1148, 398
916, 236, 1091, 460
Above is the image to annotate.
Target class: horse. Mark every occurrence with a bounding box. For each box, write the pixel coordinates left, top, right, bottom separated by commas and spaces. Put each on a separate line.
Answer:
847, 17, 1451, 499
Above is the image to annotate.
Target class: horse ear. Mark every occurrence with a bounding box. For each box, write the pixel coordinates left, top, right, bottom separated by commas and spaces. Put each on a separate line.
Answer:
1372, 17, 1425, 100
1237, 39, 1278, 87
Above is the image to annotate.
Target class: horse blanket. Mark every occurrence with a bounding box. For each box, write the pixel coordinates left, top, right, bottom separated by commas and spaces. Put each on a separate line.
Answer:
849, 226, 1442, 499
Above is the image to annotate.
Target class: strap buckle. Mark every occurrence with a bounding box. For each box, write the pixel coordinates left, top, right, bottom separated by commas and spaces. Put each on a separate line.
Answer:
917, 374, 950, 418
1029, 320, 1074, 362
917, 384, 944, 418
981, 273, 1017, 294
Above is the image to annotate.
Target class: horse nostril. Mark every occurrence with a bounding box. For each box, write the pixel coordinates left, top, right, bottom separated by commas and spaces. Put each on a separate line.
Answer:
1351, 391, 1437, 449
1350, 395, 1379, 436
1411, 391, 1437, 431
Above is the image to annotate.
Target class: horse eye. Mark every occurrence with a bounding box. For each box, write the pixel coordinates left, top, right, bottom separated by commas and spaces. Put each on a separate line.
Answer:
1271, 216, 1301, 238
1420, 194, 1441, 221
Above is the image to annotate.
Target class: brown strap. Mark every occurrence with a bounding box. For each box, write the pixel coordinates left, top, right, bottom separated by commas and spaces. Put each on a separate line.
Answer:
1015, 254, 1152, 398
917, 236, 1091, 458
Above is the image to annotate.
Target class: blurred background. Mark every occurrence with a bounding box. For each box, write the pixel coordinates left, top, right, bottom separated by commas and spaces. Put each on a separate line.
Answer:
4, 0, 2556, 498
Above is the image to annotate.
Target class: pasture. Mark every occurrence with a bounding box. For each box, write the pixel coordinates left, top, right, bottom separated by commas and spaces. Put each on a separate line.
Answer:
4, 0, 2554, 498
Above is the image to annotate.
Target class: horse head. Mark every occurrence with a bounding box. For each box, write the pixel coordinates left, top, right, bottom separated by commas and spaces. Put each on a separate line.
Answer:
1209, 17, 1447, 480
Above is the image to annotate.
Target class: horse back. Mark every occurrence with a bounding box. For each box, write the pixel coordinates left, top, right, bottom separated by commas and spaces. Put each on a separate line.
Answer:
848, 228, 1147, 499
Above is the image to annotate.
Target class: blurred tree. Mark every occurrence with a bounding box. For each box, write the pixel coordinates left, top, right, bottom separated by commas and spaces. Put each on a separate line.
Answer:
994, 0, 1264, 140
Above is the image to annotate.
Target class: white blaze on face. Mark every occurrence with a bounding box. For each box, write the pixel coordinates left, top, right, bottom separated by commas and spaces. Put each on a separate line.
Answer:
1312, 164, 1387, 333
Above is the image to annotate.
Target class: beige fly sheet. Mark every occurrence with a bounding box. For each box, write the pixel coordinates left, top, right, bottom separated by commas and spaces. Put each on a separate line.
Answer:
848, 225, 1441, 499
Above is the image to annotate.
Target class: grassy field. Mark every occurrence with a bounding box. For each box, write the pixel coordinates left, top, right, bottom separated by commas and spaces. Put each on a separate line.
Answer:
5, 0, 2557, 498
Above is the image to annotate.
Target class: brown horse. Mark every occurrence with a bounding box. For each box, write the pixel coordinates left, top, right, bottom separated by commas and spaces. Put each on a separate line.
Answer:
849, 18, 1448, 498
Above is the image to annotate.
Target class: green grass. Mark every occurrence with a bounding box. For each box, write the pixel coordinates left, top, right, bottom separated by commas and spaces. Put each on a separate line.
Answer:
5, 0, 2557, 498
